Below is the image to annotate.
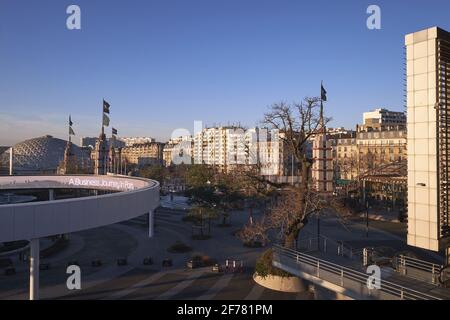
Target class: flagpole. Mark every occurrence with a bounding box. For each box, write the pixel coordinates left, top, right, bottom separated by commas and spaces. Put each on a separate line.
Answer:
101, 98, 105, 138
320, 81, 324, 133
110, 129, 112, 174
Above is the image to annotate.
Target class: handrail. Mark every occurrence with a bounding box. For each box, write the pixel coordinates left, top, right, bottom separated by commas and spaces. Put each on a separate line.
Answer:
397, 254, 442, 270
273, 245, 441, 300
296, 234, 362, 260
394, 254, 442, 285
276, 245, 439, 300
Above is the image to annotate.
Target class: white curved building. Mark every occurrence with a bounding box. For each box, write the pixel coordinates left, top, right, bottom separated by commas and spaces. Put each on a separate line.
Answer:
0, 174, 160, 300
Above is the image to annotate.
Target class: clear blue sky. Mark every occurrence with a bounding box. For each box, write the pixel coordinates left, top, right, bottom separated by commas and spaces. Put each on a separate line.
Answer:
1, 0, 450, 145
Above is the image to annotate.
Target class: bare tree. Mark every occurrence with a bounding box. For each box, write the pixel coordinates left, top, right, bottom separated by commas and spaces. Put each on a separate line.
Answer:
238, 97, 338, 249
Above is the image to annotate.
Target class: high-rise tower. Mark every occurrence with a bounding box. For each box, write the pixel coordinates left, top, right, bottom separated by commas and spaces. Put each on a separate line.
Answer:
406, 27, 450, 255
312, 85, 333, 194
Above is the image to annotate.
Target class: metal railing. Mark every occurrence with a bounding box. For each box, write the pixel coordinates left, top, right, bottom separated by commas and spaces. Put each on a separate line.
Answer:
273, 245, 441, 300
393, 255, 443, 285
296, 234, 363, 261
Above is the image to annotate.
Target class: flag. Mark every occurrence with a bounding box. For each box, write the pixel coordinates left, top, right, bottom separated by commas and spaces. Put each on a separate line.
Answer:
103, 113, 110, 127
69, 127, 75, 136
321, 83, 327, 101
112, 127, 118, 135
103, 99, 110, 114
69, 115, 73, 126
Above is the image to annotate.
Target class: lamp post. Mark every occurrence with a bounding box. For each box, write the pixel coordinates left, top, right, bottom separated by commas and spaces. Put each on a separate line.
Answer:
366, 200, 369, 238
317, 211, 321, 251
9, 147, 13, 176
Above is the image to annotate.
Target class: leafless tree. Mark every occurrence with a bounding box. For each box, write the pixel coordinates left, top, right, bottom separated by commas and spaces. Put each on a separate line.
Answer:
237, 98, 342, 249
336, 152, 358, 181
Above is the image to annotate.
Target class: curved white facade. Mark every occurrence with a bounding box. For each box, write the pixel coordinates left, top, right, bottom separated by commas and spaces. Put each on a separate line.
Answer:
0, 175, 159, 242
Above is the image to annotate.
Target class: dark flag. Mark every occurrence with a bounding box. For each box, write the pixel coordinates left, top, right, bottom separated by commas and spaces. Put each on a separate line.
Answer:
103, 99, 110, 114
103, 113, 110, 127
321, 83, 327, 102
69, 115, 75, 135
112, 128, 118, 135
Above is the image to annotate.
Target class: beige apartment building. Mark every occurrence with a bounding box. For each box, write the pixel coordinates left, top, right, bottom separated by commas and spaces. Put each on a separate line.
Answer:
163, 136, 193, 166
335, 136, 358, 180
334, 109, 407, 180
193, 126, 288, 177
356, 129, 407, 174
121, 142, 164, 166
362, 108, 406, 131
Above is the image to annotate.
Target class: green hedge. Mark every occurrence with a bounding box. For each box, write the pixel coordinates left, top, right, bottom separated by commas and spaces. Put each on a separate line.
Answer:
255, 249, 292, 279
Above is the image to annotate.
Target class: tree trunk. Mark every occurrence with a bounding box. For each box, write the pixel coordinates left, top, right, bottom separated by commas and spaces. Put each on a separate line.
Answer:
200, 209, 204, 236
284, 233, 297, 249
284, 160, 310, 249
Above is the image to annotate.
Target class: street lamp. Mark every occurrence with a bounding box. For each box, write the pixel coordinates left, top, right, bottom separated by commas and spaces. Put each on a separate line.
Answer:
366, 200, 369, 238
317, 210, 321, 251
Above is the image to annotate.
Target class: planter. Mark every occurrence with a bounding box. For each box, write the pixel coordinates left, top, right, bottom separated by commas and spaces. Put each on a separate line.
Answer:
253, 273, 308, 293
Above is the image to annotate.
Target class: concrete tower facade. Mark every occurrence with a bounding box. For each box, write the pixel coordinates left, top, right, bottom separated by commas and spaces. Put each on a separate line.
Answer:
58, 141, 78, 174
406, 27, 450, 253
312, 132, 333, 194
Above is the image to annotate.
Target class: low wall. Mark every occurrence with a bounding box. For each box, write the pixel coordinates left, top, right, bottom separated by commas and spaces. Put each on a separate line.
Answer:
253, 273, 308, 293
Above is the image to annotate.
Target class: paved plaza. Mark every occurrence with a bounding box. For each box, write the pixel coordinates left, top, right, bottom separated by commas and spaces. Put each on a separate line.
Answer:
1, 195, 447, 300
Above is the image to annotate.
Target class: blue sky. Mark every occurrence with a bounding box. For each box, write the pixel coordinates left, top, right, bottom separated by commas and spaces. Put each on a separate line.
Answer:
1, 0, 450, 145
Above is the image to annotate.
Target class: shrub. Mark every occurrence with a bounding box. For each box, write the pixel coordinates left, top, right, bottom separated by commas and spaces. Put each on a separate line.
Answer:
254, 249, 292, 279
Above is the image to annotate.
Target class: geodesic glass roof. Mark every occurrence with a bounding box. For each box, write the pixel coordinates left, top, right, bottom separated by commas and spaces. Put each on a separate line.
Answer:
0, 135, 87, 172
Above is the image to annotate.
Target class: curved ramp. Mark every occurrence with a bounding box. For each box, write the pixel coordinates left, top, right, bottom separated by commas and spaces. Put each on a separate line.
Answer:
0, 175, 160, 242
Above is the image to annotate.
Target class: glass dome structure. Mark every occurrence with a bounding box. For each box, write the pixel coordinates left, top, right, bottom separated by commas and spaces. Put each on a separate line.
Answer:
0, 135, 89, 173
